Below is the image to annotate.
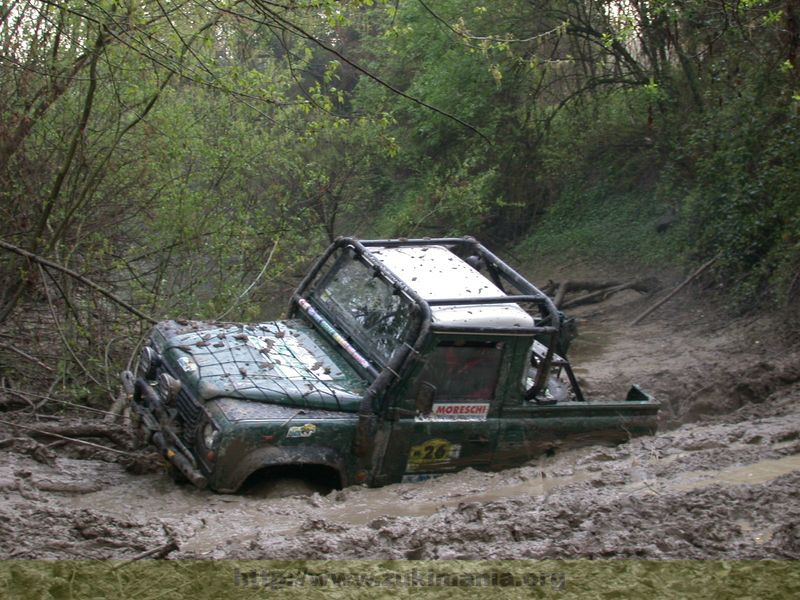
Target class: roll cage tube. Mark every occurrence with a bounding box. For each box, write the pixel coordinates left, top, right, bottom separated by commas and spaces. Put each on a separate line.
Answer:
288, 238, 562, 453
289, 239, 432, 457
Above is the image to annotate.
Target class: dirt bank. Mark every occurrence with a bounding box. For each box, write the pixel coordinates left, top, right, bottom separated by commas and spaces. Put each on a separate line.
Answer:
1, 279, 799, 560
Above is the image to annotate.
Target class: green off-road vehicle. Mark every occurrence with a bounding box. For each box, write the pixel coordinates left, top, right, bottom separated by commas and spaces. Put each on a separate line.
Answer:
122, 237, 658, 491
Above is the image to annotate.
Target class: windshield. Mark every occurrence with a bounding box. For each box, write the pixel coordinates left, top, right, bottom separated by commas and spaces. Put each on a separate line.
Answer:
311, 250, 413, 366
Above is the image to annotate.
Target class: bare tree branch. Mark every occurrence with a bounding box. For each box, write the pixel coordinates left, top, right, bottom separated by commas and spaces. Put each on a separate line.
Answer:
0, 239, 157, 324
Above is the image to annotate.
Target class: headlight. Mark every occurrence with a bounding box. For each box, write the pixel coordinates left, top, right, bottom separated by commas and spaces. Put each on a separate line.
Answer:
202, 422, 220, 449
157, 372, 181, 405
138, 346, 160, 379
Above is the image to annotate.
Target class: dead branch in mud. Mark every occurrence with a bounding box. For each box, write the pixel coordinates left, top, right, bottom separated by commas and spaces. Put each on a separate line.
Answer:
18, 422, 129, 445
110, 541, 179, 568
37, 480, 103, 493
0, 418, 136, 456
543, 278, 661, 309
0, 239, 157, 324
559, 278, 661, 309
0, 478, 102, 494
0, 436, 57, 465
552, 280, 628, 307
631, 255, 720, 326
110, 526, 179, 569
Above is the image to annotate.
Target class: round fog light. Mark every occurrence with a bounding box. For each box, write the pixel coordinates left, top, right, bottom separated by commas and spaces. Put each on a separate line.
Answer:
158, 372, 181, 404
139, 346, 160, 379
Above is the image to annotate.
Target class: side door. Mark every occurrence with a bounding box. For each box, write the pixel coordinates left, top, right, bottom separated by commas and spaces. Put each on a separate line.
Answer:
374, 339, 506, 484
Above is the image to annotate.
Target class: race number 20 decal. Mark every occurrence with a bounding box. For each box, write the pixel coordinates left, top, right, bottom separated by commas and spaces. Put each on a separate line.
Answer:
406, 438, 462, 473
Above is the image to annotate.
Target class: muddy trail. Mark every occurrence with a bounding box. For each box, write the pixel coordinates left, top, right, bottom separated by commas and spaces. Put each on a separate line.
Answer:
1, 282, 799, 561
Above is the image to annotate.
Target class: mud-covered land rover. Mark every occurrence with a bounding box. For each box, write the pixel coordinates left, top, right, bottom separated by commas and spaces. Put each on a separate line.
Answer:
122, 237, 659, 491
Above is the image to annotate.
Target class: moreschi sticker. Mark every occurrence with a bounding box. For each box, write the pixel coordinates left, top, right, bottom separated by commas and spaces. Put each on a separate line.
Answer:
406, 438, 461, 472
416, 402, 490, 421
286, 423, 317, 438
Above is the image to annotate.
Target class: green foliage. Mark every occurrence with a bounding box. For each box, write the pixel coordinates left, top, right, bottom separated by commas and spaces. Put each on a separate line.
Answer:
268, 0, 800, 312
521, 188, 677, 267
2, 0, 800, 401
518, 87, 680, 266
678, 93, 800, 307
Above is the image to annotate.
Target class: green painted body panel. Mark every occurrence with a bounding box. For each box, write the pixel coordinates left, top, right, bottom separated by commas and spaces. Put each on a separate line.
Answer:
202, 399, 359, 492
151, 319, 367, 411
368, 332, 658, 485
141, 318, 658, 491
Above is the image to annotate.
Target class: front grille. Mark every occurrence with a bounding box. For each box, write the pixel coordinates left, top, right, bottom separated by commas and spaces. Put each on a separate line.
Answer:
158, 364, 203, 447
175, 386, 203, 446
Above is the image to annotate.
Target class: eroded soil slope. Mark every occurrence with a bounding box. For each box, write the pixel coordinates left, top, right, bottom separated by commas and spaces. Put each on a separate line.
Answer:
1, 285, 799, 560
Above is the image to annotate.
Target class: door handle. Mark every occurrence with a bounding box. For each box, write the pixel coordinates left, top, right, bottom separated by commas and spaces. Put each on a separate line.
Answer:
467, 435, 490, 444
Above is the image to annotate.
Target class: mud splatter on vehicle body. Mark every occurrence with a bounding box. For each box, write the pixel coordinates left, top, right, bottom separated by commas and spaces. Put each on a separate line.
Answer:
123, 238, 658, 491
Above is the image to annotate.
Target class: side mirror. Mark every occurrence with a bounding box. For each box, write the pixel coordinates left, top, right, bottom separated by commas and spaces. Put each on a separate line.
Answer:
415, 382, 436, 414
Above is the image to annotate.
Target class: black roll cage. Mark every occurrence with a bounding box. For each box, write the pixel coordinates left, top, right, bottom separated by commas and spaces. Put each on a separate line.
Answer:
289, 237, 564, 411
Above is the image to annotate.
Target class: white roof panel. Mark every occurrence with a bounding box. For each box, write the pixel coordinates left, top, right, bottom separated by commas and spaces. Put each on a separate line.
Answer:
369, 246, 535, 330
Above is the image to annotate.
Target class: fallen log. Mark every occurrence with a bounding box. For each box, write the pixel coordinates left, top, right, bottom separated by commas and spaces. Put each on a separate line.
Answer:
110, 528, 179, 571
631, 255, 719, 326
547, 279, 639, 308
0, 479, 103, 494
36, 480, 103, 493
560, 278, 661, 309
21, 422, 130, 447
0, 418, 136, 456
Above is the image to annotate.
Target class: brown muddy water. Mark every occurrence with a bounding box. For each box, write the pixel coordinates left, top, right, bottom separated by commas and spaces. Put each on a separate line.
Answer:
1, 296, 799, 560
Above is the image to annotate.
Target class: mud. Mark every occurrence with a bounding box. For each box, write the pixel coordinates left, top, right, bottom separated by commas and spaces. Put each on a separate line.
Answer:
1, 280, 799, 560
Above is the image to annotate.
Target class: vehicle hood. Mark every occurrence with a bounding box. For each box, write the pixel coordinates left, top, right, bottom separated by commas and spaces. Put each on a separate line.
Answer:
152, 318, 367, 412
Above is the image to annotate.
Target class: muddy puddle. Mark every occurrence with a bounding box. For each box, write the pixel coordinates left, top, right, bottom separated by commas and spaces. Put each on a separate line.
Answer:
2, 288, 799, 560
56, 422, 800, 559
319, 467, 593, 526
668, 454, 800, 490
65, 460, 597, 556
